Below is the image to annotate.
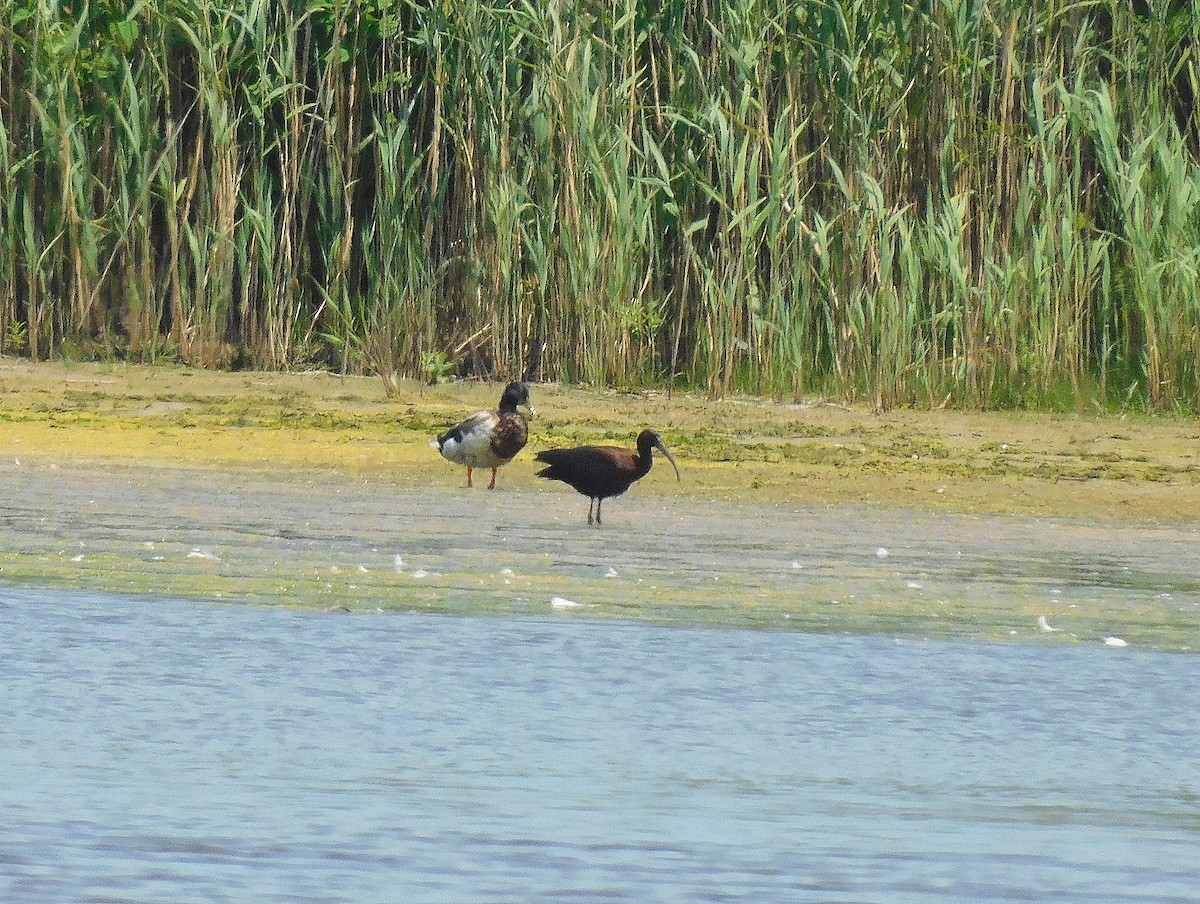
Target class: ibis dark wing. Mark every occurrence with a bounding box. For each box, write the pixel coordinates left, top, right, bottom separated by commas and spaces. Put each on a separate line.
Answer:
534, 445, 637, 498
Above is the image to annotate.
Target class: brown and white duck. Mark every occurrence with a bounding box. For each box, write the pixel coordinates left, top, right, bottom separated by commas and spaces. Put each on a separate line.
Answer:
434, 382, 536, 489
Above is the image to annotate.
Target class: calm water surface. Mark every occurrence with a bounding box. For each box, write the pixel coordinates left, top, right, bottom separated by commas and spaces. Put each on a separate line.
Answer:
2, 587, 1198, 903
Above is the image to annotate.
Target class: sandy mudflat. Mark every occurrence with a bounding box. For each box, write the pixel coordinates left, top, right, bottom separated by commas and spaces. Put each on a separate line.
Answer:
1, 361, 1197, 648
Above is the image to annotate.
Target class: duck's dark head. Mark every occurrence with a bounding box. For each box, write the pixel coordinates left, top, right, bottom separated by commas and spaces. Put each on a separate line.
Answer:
637, 429, 681, 481
499, 381, 537, 418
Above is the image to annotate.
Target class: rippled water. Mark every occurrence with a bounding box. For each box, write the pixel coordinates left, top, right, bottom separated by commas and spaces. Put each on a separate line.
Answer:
2, 588, 1198, 903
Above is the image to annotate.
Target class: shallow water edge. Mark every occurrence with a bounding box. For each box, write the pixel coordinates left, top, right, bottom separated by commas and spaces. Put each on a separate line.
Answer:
1, 457, 1196, 651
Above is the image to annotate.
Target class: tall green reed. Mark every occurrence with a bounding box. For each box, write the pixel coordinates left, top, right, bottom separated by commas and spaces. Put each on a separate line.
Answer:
1, 0, 1198, 411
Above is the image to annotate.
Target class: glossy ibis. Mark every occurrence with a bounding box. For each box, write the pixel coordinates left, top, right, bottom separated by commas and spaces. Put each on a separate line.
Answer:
534, 429, 681, 525
434, 382, 536, 488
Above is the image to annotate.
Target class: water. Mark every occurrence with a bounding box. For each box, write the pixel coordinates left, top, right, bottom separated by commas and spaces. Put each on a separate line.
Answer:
2, 588, 1198, 903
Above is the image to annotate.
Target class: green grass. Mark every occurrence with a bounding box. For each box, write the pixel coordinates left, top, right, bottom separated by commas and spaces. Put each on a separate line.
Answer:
2, 1, 1200, 410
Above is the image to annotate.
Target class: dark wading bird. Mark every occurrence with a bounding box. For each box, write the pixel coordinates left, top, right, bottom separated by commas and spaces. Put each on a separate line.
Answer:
534, 429, 681, 525
434, 382, 536, 489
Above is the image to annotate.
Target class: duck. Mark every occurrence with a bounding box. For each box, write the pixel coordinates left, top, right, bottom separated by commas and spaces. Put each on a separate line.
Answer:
434, 382, 536, 488
534, 429, 680, 524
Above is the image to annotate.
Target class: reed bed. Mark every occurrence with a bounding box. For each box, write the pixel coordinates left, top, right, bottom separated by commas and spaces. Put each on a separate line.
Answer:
2, 0, 1198, 410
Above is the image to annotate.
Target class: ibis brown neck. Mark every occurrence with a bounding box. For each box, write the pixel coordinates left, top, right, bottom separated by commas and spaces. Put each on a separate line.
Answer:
634, 433, 658, 478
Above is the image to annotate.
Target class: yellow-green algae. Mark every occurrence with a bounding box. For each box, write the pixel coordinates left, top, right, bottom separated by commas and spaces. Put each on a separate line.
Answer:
3, 360, 1199, 519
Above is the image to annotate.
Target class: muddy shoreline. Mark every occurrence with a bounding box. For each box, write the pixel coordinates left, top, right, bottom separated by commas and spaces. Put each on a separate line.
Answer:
3, 360, 1198, 522
2, 361, 1198, 649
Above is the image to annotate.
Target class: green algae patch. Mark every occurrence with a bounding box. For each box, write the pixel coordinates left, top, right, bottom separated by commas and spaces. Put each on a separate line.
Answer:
6, 543, 1194, 651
